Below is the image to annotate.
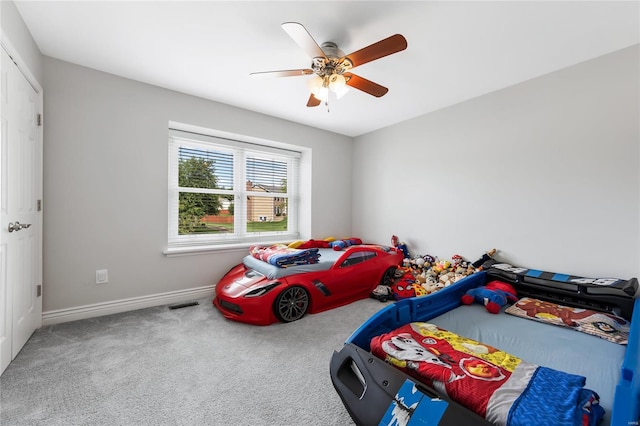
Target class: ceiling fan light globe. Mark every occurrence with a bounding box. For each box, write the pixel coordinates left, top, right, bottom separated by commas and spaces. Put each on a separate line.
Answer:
307, 75, 324, 95
329, 74, 346, 93
316, 87, 329, 101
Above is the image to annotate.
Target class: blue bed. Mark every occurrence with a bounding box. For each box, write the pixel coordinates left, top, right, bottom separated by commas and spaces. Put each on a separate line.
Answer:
330, 262, 639, 426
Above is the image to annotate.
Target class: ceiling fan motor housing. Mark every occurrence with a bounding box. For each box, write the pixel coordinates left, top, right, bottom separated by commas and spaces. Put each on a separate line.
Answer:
313, 42, 352, 77
321, 42, 344, 58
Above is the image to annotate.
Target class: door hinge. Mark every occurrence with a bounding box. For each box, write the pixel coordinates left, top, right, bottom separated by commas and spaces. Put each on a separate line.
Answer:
36, 284, 42, 297
37, 199, 42, 211
37, 113, 42, 126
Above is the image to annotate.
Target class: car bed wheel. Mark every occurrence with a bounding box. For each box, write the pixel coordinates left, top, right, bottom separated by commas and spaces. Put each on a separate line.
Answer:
274, 286, 309, 323
381, 267, 397, 286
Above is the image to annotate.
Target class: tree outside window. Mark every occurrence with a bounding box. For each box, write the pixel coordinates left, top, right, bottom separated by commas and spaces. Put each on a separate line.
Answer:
178, 157, 222, 234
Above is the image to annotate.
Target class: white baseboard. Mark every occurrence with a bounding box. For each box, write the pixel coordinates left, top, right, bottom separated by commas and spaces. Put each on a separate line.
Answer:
42, 285, 215, 326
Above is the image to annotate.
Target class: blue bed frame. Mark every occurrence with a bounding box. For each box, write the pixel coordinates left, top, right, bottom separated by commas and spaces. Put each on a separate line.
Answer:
330, 264, 639, 426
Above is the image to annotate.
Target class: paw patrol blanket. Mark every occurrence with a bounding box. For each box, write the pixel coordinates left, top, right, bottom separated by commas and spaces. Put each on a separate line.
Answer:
249, 244, 320, 268
370, 322, 604, 426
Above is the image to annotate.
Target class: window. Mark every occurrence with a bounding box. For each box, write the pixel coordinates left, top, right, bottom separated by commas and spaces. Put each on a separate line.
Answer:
340, 251, 377, 268
167, 128, 300, 251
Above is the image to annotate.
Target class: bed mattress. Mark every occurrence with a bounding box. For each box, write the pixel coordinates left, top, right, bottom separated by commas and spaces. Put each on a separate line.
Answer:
242, 248, 344, 279
428, 303, 625, 425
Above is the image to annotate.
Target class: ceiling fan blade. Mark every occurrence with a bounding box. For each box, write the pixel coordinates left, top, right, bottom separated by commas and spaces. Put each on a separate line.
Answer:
342, 34, 407, 68
250, 69, 314, 79
344, 73, 389, 97
281, 22, 327, 60
306, 94, 321, 107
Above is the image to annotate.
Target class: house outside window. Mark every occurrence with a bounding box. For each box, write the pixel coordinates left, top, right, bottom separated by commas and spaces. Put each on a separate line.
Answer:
167, 127, 300, 251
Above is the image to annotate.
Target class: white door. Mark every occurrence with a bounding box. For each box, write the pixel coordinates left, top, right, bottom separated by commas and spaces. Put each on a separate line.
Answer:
0, 47, 43, 375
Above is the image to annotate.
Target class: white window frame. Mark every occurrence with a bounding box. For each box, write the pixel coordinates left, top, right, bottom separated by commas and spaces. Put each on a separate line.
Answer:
165, 126, 301, 255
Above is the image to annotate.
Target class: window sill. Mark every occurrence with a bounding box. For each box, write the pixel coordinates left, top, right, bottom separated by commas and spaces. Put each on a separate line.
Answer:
163, 243, 251, 257
163, 235, 299, 257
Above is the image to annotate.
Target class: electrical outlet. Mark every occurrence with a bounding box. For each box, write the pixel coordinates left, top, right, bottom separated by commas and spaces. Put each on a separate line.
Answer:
96, 269, 108, 284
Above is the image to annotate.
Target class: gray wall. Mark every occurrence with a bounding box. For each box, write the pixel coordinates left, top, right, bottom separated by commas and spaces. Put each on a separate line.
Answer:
0, 0, 42, 84
353, 45, 640, 279
42, 57, 353, 312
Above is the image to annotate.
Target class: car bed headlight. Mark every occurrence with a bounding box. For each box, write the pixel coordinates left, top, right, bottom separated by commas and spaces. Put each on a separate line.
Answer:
244, 282, 281, 298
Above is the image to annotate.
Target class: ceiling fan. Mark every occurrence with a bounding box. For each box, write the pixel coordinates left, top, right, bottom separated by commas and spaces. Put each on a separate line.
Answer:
250, 22, 408, 108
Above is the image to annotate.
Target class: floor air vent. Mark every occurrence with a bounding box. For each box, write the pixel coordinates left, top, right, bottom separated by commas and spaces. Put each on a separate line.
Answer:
168, 301, 199, 310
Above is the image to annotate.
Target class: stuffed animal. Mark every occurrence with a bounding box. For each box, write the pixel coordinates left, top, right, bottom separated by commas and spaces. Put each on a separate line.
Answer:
465, 265, 476, 276
296, 239, 331, 249
461, 280, 518, 314
391, 273, 418, 300
425, 268, 438, 280
438, 271, 455, 286
391, 235, 410, 259
422, 278, 444, 294
451, 254, 465, 269
413, 283, 429, 297
471, 248, 498, 269
328, 237, 362, 250
432, 259, 451, 274
370, 284, 392, 302
411, 256, 426, 270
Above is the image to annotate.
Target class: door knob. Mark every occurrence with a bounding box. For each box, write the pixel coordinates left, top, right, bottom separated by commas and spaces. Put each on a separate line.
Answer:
7, 222, 31, 233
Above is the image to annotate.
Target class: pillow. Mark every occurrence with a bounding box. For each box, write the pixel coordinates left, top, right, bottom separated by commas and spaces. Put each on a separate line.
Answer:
505, 297, 630, 345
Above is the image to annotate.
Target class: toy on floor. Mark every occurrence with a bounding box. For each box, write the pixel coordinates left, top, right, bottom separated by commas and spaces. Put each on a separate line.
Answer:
391, 273, 418, 300
471, 248, 498, 269
369, 242, 500, 302
461, 280, 518, 314
391, 235, 410, 259
370, 284, 392, 302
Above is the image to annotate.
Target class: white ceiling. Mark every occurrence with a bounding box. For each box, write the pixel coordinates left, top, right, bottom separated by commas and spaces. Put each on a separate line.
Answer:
14, 1, 640, 137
